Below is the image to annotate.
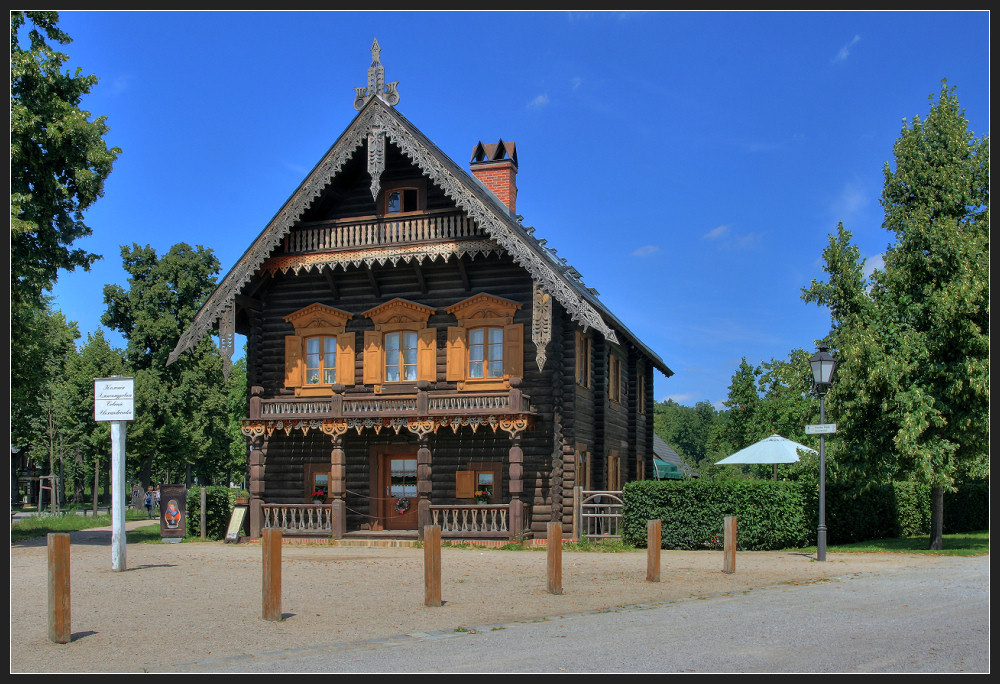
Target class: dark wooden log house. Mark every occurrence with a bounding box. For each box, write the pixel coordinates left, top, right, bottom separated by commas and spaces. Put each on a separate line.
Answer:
168, 40, 673, 541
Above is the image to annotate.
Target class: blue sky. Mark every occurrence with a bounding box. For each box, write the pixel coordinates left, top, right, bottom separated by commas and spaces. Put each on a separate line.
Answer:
43, 10, 989, 409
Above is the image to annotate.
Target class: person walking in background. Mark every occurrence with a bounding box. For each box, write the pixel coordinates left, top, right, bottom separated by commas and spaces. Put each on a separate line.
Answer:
153, 485, 160, 513
144, 487, 154, 519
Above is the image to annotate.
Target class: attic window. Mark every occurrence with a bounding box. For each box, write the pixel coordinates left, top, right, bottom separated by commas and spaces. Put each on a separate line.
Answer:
386, 187, 420, 214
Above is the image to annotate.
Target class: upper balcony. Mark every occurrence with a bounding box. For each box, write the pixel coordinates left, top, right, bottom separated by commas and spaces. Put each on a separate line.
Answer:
249, 385, 532, 422
284, 209, 484, 255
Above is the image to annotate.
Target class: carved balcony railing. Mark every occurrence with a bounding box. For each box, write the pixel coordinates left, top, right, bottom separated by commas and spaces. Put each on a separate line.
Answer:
253, 388, 532, 421
429, 504, 532, 540
284, 210, 483, 254
262, 503, 333, 537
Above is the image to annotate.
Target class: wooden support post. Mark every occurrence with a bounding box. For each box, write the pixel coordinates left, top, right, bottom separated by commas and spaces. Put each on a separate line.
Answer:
200, 487, 207, 539
248, 436, 265, 538
547, 521, 563, 595
47, 533, 71, 644
646, 519, 661, 582
723, 516, 737, 574
424, 524, 442, 607
416, 438, 432, 541
508, 435, 524, 539
330, 435, 346, 539
262, 527, 282, 621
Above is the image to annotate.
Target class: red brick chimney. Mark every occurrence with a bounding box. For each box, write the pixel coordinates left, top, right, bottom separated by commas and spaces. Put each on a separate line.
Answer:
470, 140, 518, 213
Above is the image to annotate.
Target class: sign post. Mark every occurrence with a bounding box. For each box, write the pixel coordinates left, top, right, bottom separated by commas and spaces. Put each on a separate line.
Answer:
94, 376, 134, 572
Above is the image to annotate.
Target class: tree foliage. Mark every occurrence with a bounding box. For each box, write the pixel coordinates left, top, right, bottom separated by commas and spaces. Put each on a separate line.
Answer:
11, 301, 79, 450
10, 11, 120, 312
101, 243, 226, 486
653, 399, 718, 465
803, 81, 989, 548
57, 330, 128, 500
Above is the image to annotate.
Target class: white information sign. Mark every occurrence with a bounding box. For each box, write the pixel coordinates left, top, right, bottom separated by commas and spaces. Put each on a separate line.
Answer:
806, 423, 837, 435
94, 377, 135, 422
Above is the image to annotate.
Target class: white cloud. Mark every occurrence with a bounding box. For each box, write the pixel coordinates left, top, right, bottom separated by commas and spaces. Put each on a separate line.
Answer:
863, 252, 884, 280
703, 224, 730, 240
834, 179, 868, 218
631, 244, 660, 257
570, 76, 582, 90
527, 94, 550, 109
834, 35, 862, 63
703, 224, 762, 249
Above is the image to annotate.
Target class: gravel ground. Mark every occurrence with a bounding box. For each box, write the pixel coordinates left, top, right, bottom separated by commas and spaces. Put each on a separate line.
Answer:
8, 521, 970, 673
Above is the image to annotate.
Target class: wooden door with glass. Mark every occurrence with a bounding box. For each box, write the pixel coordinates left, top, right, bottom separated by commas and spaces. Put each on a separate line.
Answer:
377, 449, 419, 529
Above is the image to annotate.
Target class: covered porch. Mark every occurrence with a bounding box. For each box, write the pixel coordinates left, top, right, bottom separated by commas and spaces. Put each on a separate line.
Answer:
242, 383, 535, 541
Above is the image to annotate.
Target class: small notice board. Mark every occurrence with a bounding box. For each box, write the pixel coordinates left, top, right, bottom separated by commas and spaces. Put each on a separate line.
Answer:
225, 504, 248, 543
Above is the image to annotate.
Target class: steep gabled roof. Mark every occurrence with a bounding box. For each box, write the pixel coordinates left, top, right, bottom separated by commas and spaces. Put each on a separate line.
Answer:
168, 95, 672, 378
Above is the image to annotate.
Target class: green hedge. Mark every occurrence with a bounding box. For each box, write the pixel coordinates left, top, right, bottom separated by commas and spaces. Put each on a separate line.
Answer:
624, 479, 989, 549
622, 479, 811, 551
185, 486, 248, 540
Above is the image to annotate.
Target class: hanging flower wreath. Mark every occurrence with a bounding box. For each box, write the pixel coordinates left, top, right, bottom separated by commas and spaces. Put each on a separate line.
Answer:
395, 497, 410, 515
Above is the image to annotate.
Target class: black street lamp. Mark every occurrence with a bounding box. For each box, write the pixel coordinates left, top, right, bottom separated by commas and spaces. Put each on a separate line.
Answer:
809, 343, 837, 561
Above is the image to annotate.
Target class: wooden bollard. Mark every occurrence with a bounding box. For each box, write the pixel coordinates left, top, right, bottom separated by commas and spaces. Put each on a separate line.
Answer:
722, 516, 737, 574
262, 527, 282, 620
646, 519, 661, 582
547, 521, 562, 595
424, 524, 442, 607
47, 533, 71, 644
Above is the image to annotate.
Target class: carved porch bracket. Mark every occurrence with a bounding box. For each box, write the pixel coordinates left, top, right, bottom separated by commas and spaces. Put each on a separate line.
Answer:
240, 414, 533, 439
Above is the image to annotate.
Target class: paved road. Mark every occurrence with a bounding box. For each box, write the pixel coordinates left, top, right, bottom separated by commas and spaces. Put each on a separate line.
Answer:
179, 554, 989, 673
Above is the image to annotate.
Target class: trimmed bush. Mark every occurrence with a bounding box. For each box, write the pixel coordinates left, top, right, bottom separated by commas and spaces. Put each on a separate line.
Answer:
624, 478, 988, 549
622, 479, 810, 551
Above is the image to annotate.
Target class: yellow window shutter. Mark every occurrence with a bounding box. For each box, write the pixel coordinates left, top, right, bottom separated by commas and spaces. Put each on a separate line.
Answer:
455, 471, 475, 498
417, 328, 437, 382
503, 323, 523, 379
284, 335, 303, 387
362, 330, 383, 385
336, 332, 355, 386
446, 326, 466, 381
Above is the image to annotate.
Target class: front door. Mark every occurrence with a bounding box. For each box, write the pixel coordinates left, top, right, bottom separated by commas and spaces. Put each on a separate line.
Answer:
379, 452, 419, 530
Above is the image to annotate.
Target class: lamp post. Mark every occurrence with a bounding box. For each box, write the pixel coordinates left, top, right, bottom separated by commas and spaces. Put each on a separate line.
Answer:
809, 344, 836, 561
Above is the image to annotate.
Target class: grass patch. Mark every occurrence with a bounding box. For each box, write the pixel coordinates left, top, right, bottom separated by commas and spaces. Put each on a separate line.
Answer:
10, 510, 156, 543
790, 530, 988, 557
564, 538, 636, 553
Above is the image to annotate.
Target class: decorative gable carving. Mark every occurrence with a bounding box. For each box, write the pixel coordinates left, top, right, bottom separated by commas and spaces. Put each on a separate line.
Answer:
284, 303, 353, 331
363, 298, 435, 329
445, 293, 521, 325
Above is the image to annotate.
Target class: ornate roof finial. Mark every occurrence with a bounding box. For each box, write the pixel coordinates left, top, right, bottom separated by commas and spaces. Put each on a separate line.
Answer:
354, 38, 400, 110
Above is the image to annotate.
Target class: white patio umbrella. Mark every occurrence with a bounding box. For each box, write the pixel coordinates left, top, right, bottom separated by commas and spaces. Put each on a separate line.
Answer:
716, 434, 818, 478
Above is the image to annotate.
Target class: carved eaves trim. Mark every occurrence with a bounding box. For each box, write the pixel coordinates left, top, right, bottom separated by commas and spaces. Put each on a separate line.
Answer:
167, 97, 617, 366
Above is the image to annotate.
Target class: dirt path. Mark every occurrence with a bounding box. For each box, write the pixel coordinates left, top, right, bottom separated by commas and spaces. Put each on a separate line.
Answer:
10, 525, 948, 673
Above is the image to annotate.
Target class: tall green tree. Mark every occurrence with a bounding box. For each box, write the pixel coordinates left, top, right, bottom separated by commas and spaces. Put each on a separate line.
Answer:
10, 10, 120, 314
11, 301, 80, 450
21, 305, 80, 507
58, 329, 128, 503
101, 243, 225, 487
710, 358, 762, 454
803, 81, 989, 549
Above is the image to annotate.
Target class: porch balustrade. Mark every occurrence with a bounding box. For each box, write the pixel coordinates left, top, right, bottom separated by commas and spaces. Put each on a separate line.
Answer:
284, 210, 482, 254
262, 503, 333, 537
429, 504, 532, 540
